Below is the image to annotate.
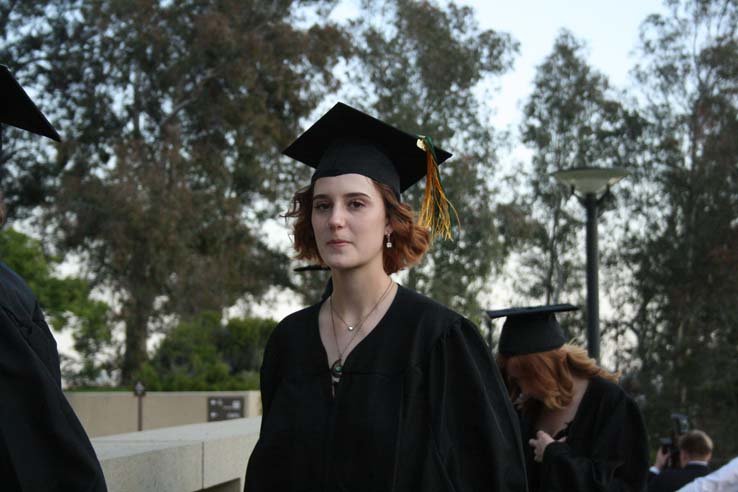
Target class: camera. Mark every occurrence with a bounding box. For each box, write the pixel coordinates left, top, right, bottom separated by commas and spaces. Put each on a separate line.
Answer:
659, 413, 690, 468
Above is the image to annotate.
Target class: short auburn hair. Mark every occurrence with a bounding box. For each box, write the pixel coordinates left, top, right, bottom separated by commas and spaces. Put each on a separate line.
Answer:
679, 430, 713, 458
497, 343, 619, 414
285, 180, 430, 274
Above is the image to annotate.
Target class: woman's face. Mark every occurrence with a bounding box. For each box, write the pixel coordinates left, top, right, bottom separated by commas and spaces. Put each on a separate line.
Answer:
311, 173, 390, 272
505, 362, 541, 401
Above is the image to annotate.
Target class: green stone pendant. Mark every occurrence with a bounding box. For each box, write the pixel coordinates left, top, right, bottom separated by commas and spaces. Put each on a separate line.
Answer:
330, 358, 343, 379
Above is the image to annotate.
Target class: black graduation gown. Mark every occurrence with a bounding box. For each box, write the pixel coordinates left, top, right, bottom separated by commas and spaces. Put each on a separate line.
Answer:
0, 260, 107, 492
245, 285, 528, 492
521, 376, 648, 492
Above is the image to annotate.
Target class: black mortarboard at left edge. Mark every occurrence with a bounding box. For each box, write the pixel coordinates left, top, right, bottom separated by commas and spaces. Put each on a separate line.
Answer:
487, 304, 579, 356
283, 102, 458, 239
1, 64, 61, 155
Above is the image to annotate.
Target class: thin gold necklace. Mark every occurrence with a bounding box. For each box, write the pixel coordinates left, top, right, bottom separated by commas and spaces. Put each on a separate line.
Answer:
332, 307, 358, 332
329, 278, 394, 382
331, 282, 390, 332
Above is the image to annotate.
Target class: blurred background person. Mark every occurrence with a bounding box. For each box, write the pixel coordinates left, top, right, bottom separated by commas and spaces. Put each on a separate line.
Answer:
677, 455, 738, 492
648, 429, 713, 492
491, 304, 649, 492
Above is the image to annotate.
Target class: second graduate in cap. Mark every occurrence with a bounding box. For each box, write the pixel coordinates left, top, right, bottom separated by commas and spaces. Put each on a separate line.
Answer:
245, 103, 527, 491
489, 304, 649, 492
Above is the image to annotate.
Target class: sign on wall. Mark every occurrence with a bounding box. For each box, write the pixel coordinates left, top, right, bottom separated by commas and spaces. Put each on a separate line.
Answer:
207, 396, 244, 421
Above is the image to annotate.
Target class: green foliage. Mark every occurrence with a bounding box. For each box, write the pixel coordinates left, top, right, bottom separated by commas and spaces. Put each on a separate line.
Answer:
137, 312, 276, 391
291, 267, 332, 307
216, 316, 278, 376
0, 227, 113, 385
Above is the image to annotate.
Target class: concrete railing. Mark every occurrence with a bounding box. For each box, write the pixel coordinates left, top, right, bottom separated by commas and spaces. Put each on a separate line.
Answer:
92, 417, 261, 492
67, 391, 262, 437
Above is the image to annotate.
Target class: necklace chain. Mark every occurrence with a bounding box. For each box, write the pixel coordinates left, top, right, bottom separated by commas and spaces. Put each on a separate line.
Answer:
332, 307, 357, 331
332, 283, 391, 332
329, 278, 394, 383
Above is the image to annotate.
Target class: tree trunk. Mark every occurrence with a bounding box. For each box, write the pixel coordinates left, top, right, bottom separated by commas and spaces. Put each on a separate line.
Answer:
121, 297, 152, 385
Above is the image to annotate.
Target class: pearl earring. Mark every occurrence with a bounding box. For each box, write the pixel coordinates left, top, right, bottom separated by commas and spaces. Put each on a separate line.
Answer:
385, 233, 392, 248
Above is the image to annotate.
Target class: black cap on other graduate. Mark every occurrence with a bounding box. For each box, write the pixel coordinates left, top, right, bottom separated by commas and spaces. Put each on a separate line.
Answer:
283, 102, 458, 239
293, 264, 330, 273
284, 102, 451, 196
487, 304, 579, 356
1, 65, 61, 144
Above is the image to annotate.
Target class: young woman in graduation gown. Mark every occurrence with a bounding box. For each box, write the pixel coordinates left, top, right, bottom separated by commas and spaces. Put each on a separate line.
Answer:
244, 103, 528, 492
492, 305, 649, 492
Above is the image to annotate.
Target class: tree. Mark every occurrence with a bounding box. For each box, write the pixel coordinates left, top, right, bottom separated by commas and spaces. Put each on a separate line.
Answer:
138, 311, 277, 391
345, 0, 519, 322
514, 30, 644, 342
625, 0, 738, 458
1, 0, 350, 383
0, 1, 62, 217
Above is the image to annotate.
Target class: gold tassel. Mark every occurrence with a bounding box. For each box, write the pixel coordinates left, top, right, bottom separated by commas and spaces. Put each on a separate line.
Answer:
416, 136, 460, 240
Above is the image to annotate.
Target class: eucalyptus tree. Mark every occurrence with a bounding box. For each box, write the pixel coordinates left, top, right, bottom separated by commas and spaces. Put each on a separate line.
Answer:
515, 30, 644, 342
624, 0, 738, 455
345, 0, 519, 321
1, 0, 350, 383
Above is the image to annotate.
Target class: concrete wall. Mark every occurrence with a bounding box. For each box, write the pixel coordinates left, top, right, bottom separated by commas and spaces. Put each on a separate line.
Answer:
66, 391, 262, 437
92, 417, 261, 492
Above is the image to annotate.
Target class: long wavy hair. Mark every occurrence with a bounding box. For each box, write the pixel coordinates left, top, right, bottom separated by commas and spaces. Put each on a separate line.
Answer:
497, 343, 619, 415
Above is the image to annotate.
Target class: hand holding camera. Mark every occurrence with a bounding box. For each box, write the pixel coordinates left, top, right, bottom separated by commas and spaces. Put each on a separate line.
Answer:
657, 413, 690, 470
654, 444, 672, 470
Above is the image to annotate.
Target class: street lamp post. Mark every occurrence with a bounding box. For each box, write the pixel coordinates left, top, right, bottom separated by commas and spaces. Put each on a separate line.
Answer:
552, 167, 628, 362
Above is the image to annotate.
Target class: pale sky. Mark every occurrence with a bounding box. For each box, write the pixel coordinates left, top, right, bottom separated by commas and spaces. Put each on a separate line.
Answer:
54, 0, 669, 366
453, 0, 667, 309
463, 0, 666, 129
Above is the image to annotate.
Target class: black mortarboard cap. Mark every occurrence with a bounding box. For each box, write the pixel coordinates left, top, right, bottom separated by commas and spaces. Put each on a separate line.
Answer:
487, 304, 579, 356
1, 65, 61, 145
283, 102, 451, 197
283, 102, 458, 239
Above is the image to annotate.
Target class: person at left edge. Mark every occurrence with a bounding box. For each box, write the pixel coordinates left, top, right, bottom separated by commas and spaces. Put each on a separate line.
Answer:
0, 65, 108, 492
244, 102, 528, 491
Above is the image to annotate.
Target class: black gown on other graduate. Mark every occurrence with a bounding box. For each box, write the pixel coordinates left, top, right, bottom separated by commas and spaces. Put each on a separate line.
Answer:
0, 260, 107, 491
245, 285, 528, 492
521, 376, 648, 492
